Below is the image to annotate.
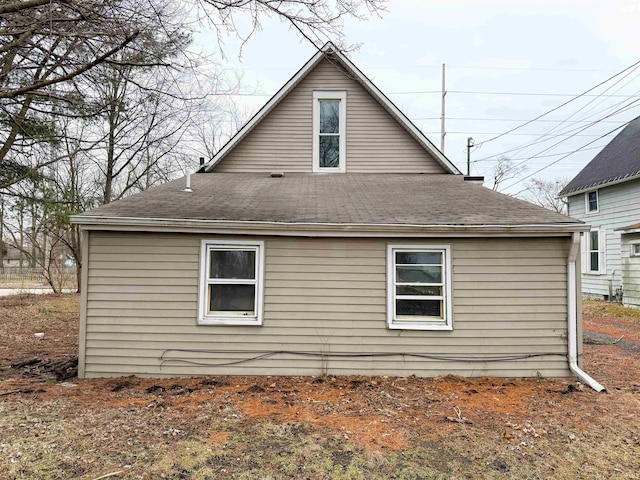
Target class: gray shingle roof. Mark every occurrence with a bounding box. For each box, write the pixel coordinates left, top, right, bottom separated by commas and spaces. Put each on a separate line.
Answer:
560, 117, 640, 196
79, 173, 580, 227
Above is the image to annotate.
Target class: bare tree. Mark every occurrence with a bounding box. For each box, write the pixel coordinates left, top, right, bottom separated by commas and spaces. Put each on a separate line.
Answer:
197, 0, 385, 51
488, 156, 528, 191
521, 177, 569, 214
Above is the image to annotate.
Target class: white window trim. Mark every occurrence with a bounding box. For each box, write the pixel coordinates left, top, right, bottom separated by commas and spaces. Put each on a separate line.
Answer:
585, 190, 599, 214
586, 228, 606, 275
631, 241, 640, 257
386, 244, 453, 331
198, 240, 265, 326
312, 90, 346, 173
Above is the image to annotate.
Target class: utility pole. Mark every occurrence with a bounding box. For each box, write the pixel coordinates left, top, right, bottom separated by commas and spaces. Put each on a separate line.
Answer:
466, 137, 475, 176
440, 63, 446, 153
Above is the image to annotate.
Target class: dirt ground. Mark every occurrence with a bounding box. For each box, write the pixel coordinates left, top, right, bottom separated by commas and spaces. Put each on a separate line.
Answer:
1, 295, 639, 479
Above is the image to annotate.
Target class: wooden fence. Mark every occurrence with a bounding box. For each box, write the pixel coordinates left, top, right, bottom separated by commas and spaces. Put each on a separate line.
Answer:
0, 267, 76, 284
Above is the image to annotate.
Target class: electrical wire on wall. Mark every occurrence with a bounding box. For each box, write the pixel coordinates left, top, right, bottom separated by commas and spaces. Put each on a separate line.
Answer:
159, 348, 567, 370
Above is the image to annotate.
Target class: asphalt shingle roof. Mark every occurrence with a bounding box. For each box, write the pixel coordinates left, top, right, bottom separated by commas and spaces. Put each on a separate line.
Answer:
80, 173, 580, 227
560, 116, 640, 196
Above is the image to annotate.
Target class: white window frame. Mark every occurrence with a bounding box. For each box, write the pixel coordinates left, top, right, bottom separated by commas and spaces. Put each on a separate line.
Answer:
585, 190, 599, 213
586, 229, 606, 275
198, 240, 265, 326
386, 244, 453, 331
631, 241, 640, 257
312, 90, 346, 173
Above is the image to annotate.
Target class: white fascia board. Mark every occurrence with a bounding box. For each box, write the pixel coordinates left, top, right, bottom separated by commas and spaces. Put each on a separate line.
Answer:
203, 42, 462, 175
561, 171, 640, 198
72, 215, 589, 237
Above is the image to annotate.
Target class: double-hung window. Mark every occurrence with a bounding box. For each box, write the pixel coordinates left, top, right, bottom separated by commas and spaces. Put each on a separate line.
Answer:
313, 91, 346, 172
586, 229, 605, 274
586, 190, 598, 213
198, 240, 264, 325
387, 245, 453, 330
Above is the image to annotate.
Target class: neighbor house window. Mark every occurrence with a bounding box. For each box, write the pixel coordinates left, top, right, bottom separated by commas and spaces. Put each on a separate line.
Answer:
631, 242, 640, 257
587, 229, 605, 274
387, 245, 453, 330
198, 240, 264, 325
586, 190, 598, 213
313, 90, 346, 172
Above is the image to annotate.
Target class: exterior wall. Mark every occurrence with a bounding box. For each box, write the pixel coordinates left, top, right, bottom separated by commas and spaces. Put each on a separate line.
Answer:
567, 178, 640, 300
82, 231, 572, 379
621, 232, 640, 308
212, 58, 446, 174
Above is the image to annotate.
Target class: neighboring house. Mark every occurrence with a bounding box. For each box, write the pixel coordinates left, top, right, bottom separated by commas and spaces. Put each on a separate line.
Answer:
2, 246, 27, 267
559, 117, 640, 308
72, 43, 600, 389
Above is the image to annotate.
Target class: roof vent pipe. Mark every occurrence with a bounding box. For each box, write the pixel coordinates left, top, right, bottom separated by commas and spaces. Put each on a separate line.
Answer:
199, 157, 205, 166
183, 172, 193, 192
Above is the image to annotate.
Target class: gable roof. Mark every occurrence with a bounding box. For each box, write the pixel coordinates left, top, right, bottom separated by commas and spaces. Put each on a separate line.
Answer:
559, 116, 640, 196
201, 42, 461, 175
73, 173, 585, 234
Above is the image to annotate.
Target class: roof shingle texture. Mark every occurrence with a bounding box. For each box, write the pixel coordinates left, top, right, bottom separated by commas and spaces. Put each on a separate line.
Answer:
560, 116, 640, 196
82, 173, 580, 226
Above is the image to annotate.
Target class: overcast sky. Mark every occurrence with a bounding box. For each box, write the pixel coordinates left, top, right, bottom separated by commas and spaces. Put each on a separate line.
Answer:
196, 0, 640, 194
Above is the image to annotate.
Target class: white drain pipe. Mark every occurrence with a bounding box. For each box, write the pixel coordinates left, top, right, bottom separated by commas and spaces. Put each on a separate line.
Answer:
567, 231, 605, 392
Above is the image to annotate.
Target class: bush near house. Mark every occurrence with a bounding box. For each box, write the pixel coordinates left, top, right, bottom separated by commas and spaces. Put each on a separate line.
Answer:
1, 294, 639, 479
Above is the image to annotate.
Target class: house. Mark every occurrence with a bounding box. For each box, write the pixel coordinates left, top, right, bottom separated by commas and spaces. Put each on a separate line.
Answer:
71, 43, 603, 390
559, 117, 640, 308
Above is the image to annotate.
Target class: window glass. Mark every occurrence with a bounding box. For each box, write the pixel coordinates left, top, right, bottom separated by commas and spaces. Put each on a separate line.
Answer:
590, 252, 599, 272
634, 244, 640, 256
396, 265, 442, 283
396, 285, 442, 296
209, 250, 255, 279
319, 136, 340, 168
396, 299, 442, 318
590, 231, 598, 250
396, 252, 442, 264
209, 284, 256, 314
319, 100, 339, 133
588, 191, 598, 211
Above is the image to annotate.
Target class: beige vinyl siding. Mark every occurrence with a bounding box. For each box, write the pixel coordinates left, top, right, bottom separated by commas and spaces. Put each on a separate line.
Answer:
212, 59, 446, 174
83, 232, 571, 378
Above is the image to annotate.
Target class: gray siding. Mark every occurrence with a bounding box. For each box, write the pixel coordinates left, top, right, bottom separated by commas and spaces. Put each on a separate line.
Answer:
82, 232, 571, 378
212, 59, 446, 174
567, 178, 640, 301
621, 232, 640, 308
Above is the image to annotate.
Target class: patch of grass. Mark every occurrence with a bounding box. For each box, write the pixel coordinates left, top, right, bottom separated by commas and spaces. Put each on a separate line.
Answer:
583, 299, 640, 323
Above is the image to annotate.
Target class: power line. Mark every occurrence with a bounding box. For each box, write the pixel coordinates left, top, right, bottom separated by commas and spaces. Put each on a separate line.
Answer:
422, 131, 608, 137
471, 96, 640, 163
471, 59, 640, 148
414, 117, 623, 123
222, 89, 640, 98
502, 119, 634, 191
496, 99, 640, 174
473, 143, 607, 163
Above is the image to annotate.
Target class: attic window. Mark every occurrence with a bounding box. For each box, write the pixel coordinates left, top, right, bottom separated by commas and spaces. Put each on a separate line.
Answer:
586, 190, 598, 213
313, 91, 346, 172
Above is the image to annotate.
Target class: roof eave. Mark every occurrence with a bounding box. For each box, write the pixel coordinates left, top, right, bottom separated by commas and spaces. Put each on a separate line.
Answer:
560, 171, 640, 197
71, 215, 589, 237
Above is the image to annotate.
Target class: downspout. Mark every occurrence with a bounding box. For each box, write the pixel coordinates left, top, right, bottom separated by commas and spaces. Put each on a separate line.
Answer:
567, 232, 606, 392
